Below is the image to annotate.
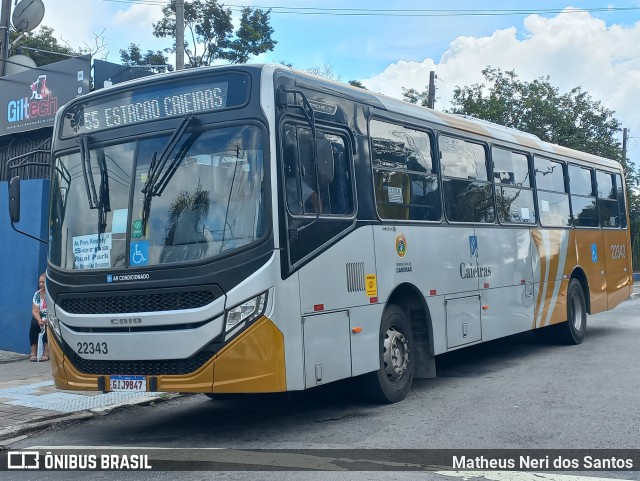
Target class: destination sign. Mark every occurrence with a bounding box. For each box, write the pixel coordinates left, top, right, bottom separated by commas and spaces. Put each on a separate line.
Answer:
61, 73, 249, 137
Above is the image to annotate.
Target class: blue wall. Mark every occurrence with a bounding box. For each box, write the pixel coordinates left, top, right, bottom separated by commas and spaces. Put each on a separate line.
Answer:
0, 180, 49, 353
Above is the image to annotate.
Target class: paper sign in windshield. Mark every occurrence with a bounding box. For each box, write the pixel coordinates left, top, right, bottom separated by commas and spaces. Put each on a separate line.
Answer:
73, 233, 112, 270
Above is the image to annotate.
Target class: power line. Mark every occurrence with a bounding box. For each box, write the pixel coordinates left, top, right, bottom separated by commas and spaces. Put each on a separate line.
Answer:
97, 1, 640, 18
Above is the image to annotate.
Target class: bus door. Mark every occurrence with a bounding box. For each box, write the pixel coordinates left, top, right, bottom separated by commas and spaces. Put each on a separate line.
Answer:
282, 122, 372, 386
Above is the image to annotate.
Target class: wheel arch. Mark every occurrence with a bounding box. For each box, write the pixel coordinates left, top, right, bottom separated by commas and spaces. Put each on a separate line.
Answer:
387, 282, 436, 378
570, 266, 591, 314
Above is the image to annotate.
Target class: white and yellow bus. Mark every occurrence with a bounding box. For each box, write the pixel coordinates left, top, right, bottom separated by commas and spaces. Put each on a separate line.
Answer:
12, 64, 631, 403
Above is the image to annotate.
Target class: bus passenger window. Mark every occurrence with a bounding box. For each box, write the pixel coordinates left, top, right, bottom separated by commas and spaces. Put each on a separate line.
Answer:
370, 120, 440, 221
569, 164, 598, 227
440, 135, 494, 223
492, 147, 535, 225
615, 173, 627, 228
535, 157, 571, 227
597, 170, 619, 228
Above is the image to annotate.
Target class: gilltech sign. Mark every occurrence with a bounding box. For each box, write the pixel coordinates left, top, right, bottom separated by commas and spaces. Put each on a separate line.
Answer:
0, 55, 91, 135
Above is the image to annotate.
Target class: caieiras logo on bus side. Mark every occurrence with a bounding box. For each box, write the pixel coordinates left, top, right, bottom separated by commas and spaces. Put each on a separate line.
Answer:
7, 75, 58, 123
460, 235, 492, 279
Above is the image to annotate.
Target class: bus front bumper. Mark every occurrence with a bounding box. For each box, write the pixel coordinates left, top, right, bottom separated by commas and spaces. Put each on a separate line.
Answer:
48, 317, 287, 394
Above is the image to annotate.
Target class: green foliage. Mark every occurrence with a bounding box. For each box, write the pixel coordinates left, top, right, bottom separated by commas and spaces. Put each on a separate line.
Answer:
120, 44, 172, 73
349, 80, 367, 89
153, 0, 276, 67
448, 67, 623, 162
9, 26, 76, 66
402, 87, 429, 107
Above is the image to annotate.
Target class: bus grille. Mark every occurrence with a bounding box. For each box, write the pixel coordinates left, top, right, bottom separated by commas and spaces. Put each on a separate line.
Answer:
60, 291, 216, 314
69, 351, 215, 376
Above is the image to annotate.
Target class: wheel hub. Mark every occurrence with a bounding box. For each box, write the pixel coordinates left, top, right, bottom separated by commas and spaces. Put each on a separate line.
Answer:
383, 327, 410, 382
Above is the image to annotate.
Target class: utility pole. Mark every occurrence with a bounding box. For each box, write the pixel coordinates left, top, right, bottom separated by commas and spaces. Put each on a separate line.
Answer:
176, 0, 185, 70
622, 128, 629, 165
0, 0, 11, 77
427, 70, 436, 109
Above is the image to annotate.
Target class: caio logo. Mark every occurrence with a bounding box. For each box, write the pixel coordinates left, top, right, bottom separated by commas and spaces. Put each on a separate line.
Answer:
7, 74, 58, 123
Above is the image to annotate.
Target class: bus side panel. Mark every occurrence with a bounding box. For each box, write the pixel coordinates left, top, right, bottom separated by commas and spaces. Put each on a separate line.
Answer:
475, 227, 534, 340
574, 229, 607, 314
603, 228, 633, 310
373, 224, 479, 355
372, 225, 480, 299
299, 227, 377, 314
531, 229, 572, 328
298, 226, 379, 382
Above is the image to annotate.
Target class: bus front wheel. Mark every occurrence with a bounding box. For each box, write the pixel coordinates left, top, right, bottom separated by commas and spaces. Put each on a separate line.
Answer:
361, 304, 414, 403
554, 278, 587, 345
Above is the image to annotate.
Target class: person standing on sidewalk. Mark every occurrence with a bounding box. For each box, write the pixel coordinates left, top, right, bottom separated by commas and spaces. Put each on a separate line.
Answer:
29, 273, 49, 362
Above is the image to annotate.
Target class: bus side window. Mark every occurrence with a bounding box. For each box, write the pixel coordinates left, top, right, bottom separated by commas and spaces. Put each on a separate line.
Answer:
440, 135, 494, 223
569, 164, 598, 227
596, 170, 619, 228
370, 119, 439, 221
492, 147, 536, 225
615, 173, 627, 228
534, 156, 571, 227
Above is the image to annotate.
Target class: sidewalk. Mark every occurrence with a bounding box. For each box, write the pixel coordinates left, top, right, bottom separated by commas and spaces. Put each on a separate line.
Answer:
0, 352, 174, 448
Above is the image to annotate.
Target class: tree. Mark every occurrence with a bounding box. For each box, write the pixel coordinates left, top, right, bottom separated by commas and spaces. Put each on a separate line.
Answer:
120, 44, 172, 73
348, 80, 367, 89
8, 26, 109, 65
402, 87, 429, 107
305, 61, 341, 81
153, 0, 276, 68
281, 60, 364, 88
447, 67, 623, 162
9, 26, 76, 66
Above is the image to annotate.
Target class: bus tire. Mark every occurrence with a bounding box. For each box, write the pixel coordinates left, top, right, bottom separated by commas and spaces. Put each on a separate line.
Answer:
554, 278, 587, 345
361, 304, 414, 403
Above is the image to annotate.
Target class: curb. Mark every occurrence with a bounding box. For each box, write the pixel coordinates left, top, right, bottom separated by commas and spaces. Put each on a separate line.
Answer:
0, 412, 94, 445
0, 393, 181, 445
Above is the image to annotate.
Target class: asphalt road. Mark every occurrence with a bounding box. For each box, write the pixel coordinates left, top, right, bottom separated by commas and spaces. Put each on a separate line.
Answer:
4, 295, 640, 480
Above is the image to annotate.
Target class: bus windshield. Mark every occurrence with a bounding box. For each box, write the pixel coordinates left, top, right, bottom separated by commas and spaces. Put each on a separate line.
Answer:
48, 124, 266, 270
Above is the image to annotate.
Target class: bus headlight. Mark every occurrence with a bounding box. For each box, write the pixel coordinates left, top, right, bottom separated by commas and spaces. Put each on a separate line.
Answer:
225, 292, 268, 333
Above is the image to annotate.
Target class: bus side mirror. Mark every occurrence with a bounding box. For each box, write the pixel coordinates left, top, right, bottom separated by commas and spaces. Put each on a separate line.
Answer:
8, 176, 21, 223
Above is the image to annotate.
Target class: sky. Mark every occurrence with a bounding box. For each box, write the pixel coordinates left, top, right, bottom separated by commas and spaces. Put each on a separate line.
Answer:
17, 0, 640, 167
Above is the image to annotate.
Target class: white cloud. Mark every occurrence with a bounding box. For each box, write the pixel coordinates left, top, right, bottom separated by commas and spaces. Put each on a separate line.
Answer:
362, 9, 640, 164
112, 3, 163, 30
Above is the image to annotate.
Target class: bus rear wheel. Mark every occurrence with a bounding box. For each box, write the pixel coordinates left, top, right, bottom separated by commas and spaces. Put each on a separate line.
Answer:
360, 304, 414, 403
553, 278, 587, 345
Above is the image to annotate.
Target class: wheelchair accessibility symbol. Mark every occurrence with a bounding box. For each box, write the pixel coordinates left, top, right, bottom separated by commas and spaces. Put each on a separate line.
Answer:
130, 241, 149, 266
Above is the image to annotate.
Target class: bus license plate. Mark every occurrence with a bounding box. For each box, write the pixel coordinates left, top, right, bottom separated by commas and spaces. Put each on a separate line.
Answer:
110, 375, 146, 392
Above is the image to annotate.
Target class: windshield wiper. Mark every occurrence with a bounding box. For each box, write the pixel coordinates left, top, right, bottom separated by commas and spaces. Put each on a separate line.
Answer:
141, 114, 194, 235
80, 135, 98, 209
79, 135, 110, 244
95, 149, 111, 237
